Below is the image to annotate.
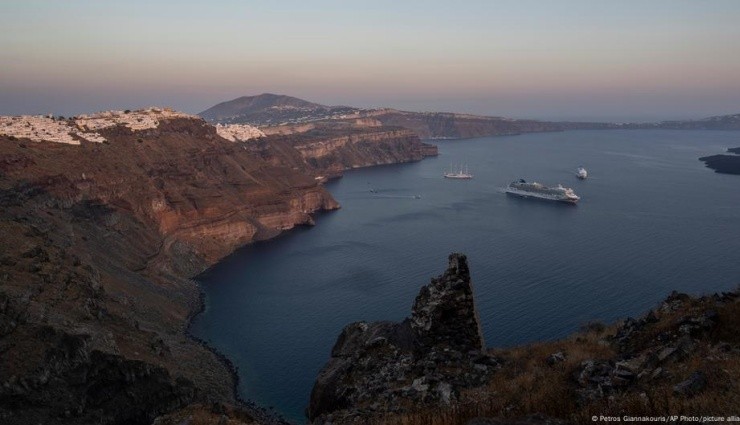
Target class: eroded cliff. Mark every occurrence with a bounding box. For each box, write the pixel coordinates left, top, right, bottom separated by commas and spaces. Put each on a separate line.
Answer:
246, 122, 436, 179
0, 114, 338, 424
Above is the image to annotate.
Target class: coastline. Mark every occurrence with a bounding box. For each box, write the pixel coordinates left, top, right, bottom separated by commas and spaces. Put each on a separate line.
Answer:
699, 146, 740, 175
3, 120, 739, 423
180, 155, 434, 423
185, 286, 292, 425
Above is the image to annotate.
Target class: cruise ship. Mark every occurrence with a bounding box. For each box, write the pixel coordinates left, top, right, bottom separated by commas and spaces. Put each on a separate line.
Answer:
505, 179, 580, 204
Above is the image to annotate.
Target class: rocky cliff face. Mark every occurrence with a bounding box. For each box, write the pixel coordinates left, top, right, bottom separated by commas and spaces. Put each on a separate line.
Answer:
1, 118, 338, 262
0, 115, 338, 424
365, 111, 564, 139
308, 254, 498, 423
246, 123, 434, 179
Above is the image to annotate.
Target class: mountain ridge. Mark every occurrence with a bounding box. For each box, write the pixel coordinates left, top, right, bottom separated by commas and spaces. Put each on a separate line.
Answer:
200, 93, 326, 119
199, 94, 357, 126
198, 94, 740, 138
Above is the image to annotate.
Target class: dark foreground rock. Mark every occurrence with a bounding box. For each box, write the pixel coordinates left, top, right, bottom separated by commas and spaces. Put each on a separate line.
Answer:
467, 416, 572, 425
0, 328, 196, 425
308, 253, 498, 423
308, 259, 739, 425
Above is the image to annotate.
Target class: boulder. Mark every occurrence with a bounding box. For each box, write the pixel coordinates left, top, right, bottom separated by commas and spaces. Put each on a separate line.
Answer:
673, 371, 707, 396
546, 352, 566, 366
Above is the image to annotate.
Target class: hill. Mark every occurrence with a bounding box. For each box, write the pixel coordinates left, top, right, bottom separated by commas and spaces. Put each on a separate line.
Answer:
199, 93, 360, 125
0, 110, 339, 424
200, 95, 740, 138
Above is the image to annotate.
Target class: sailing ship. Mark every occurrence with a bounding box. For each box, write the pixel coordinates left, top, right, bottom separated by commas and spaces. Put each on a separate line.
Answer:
443, 164, 473, 179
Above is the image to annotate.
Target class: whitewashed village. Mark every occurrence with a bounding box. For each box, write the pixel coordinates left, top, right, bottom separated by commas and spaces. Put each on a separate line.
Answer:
0, 107, 265, 145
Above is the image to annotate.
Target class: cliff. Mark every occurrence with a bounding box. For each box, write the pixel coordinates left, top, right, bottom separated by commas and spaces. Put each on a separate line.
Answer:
245, 122, 434, 179
370, 110, 567, 139
310, 255, 740, 424
0, 113, 338, 424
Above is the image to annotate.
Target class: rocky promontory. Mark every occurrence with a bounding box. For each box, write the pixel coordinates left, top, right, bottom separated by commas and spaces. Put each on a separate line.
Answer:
308, 254, 498, 423
700, 147, 740, 175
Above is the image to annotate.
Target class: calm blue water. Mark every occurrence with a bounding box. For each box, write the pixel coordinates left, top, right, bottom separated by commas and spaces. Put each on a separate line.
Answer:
190, 130, 740, 423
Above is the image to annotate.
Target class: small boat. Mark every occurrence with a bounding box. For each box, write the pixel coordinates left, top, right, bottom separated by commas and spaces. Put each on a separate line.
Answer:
576, 166, 588, 180
444, 164, 473, 179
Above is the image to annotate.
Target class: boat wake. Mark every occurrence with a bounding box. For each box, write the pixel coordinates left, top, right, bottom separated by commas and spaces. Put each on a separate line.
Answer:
371, 193, 422, 200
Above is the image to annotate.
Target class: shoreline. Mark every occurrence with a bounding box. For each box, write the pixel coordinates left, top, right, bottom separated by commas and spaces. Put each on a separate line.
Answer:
185, 283, 294, 425
180, 155, 435, 424
699, 146, 740, 175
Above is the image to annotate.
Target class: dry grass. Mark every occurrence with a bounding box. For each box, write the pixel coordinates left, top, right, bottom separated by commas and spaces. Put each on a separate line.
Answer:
360, 294, 739, 425
152, 403, 262, 425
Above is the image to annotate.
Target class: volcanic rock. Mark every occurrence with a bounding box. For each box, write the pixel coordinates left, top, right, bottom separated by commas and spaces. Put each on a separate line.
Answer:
673, 371, 707, 396
308, 253, 495, 423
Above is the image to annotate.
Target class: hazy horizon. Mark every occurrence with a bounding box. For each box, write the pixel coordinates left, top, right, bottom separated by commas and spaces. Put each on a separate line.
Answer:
2, 0, 739, 121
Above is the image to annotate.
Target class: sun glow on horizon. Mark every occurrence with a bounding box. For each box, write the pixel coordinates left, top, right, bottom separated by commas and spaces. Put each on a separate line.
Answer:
1, 0, 739, 120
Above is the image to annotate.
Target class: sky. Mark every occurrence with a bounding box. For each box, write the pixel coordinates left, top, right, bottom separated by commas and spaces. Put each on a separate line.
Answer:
1, 0, 739, 121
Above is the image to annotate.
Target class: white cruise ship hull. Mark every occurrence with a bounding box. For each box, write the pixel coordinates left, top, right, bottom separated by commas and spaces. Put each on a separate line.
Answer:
505, 188, 579, 204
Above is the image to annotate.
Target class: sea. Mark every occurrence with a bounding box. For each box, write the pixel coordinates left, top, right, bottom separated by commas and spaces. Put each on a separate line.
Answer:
189, 129, 740, 423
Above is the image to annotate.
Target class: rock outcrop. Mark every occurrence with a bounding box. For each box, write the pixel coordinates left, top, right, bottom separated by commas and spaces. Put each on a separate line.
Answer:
308, 259, 739, 425
0, 328, 197, 425
572, 290, 733, 405
308, 254, 497, 423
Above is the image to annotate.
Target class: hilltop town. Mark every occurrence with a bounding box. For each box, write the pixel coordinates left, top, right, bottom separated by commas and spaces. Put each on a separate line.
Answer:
0, 108, 264, 145
214, 123, 266, 141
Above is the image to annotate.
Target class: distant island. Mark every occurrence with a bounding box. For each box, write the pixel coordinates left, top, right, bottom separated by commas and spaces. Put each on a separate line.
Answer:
199, 93, 740, 140
700, 147, 740, 175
